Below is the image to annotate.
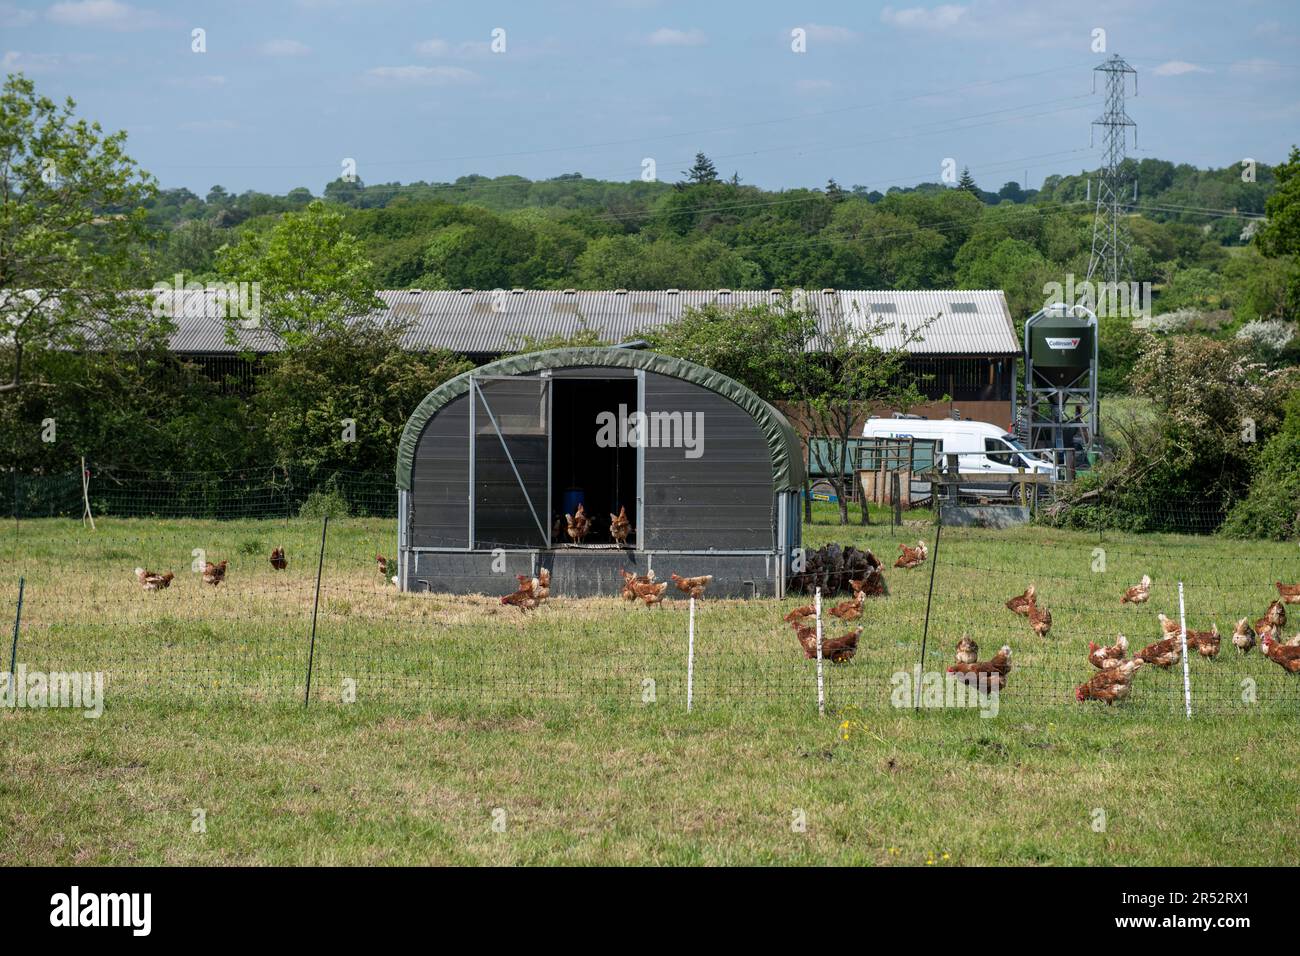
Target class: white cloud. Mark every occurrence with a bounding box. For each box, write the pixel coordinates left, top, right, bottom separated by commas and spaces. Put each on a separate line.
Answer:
170, 73, 226, 88
414, 38, 449, 56
796, 78, 834, 93
1152, 60, 1209, 76
364, 65, 478, 85
259, 39, 311, 56
0, 3, 37, 27
880, 5, 968, 31
2, 50, 62, 73
803, 23, 858, 44
647, 27, 705, 47
47, 0, 159, 30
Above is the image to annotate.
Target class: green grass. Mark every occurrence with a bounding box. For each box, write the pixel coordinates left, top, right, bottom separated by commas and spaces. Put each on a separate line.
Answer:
2, 513, 1298, 865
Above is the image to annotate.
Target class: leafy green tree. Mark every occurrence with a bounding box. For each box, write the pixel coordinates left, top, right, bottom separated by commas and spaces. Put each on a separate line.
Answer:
253, 322, 471, 474
214, 200, 382, 347
0, 73, 156, 392
957, 167, 978, 193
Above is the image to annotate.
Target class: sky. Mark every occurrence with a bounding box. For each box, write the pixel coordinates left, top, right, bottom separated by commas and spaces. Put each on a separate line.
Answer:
3, 0, 1298, 196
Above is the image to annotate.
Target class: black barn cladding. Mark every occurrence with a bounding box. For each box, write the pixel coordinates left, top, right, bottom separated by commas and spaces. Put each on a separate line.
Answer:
395, 346, 805, 598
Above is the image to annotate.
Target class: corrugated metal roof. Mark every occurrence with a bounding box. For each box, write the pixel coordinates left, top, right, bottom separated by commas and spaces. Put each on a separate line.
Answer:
96, 288, 1018, 356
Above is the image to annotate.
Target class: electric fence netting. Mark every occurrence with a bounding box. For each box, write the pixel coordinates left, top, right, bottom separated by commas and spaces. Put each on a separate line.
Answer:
2, 466, 1297, 716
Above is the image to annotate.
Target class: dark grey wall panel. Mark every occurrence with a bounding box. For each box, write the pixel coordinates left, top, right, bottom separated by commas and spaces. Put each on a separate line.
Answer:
473, 378, 549, 548
411, 392, 469, 548
404, 549, 776, 598
642, 372, 774, 550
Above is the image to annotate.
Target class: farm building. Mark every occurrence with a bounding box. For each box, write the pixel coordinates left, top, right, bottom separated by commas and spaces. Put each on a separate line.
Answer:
149, 288, 1021, 426
394, 346, 805, 598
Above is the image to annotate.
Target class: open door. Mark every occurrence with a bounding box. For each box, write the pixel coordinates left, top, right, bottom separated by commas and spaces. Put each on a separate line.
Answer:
471, 375, 550, 549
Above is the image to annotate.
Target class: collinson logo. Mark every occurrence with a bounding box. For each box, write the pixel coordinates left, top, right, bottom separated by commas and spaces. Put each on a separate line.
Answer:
50, 886, 151, 936
594, 404, 705, 459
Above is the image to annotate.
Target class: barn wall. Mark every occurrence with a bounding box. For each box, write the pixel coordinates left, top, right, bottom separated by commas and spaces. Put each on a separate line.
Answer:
410, 392, 469, 548
641, 371, 775, 550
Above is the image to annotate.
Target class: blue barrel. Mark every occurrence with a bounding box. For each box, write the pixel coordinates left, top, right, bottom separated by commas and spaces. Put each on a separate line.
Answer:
562, 487, 585, 516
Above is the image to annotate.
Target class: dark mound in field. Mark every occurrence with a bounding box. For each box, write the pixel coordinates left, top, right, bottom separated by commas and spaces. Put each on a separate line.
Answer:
789, 544, 888, 597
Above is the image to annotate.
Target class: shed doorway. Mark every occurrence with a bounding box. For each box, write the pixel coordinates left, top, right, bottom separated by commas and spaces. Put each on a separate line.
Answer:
550, 375, 638, 547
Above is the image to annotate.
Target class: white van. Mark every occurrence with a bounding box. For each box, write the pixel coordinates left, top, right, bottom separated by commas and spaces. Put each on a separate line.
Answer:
861, 417, 1056, 497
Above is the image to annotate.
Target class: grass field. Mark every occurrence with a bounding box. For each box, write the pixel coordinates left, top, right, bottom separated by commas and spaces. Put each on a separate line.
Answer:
2, 505, 1298, 865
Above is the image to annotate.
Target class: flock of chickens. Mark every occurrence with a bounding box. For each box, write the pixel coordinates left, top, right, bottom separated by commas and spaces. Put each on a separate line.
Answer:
983, 575, 1300, 705
552, 503, 632, 546
134, 533, 1300, 708
499, 566, 713, 611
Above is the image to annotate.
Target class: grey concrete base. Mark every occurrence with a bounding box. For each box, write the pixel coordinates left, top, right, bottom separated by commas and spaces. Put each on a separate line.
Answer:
939, 503, 1033, 528
402, 548, 780, 598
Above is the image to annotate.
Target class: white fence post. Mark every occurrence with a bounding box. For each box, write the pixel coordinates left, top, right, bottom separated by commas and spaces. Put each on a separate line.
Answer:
815, 587, 825, 717
1177, 581, 1192, 719
686, 595, 695, 713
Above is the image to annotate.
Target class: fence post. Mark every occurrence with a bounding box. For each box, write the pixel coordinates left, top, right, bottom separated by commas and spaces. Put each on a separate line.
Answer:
1177, 582, 1192, 719
914, 509, 943, 712
814, 587, 824, 717
303, 516, 329, 708
8, 577, 23, 681
686, 596, 695, 713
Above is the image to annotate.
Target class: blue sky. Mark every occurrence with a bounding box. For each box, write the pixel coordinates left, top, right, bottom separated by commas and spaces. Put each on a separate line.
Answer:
3, 0, 1298, 195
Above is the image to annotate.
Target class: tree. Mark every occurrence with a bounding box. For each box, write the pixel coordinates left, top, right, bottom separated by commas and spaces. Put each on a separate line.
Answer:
779, 302, 933, 525
0, 73, 156, 393
214, 200, 382, 348
825, 178, 846, 203
683, 152, 719, 186
957, 167, 978, 193
253, 321, 471, 476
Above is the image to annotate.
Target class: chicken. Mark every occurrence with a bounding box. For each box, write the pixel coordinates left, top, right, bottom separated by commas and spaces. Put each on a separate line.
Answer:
609, 506, 632, 546
947, 645, 1012, 678
1121, 574, 1151, 605
1005, 584, 1035, 616
619, 569, 655, 601
1134, 636, 1181, 668
783, 603, 816, 624
894, 540, 928, 569
1027, 596, 1052, 638
1254, 600, 1287, 639
955, 635, 979, 666
850, 572, 888, 599
134, 568, 174, 592
631, 579, 668, 608
1261, 634, 1300, 674
201, 560, 227, 587
828, 591, 865, 622
1185, 623, 1221, 659
1075, 659, 1144, 704
1088, 634, 1128, 670
1275, 581, 1300, 605
532, 567, 551, 602
792, 623, 861, 663
270, 547, 287, 571
500, 586, 539, 612
946, 645, 1011, 693
512, 567, 551, 605
565, 503, 592, 545
376, 553, 389, 577
1231, 617, 1257, 655
671, 573, 713, 600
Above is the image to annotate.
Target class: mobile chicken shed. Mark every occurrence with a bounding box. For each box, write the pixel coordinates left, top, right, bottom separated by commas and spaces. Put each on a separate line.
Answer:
395, 346, 804, 598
